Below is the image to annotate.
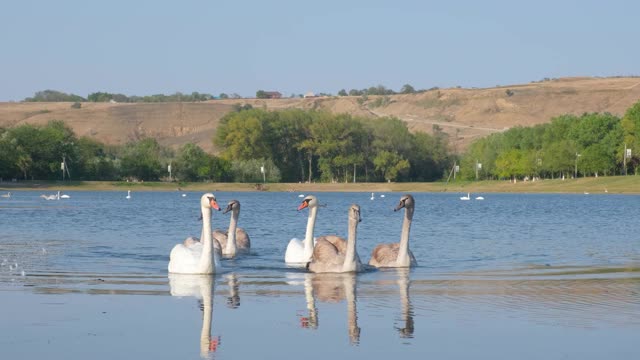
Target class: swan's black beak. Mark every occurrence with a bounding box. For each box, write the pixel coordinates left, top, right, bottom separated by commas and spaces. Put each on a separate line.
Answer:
223, 203, 233, 214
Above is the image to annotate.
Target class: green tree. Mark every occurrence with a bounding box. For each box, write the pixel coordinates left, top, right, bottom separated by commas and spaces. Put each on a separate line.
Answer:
373, 150, 410, 182
174, 143, 212, 181
120, 138, 164, 181
400, 84, 416, 94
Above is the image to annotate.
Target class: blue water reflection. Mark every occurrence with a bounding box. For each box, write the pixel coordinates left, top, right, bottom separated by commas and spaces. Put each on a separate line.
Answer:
1, 190, 639, 359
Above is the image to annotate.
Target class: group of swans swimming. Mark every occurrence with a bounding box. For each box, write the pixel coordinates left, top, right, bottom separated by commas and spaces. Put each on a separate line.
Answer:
168, 193, 416, 275
40, 191, 70, 200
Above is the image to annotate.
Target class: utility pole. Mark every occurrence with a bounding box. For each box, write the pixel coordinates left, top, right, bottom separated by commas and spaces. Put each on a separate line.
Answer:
453, 161, 457, 180
623, 143, 627, 176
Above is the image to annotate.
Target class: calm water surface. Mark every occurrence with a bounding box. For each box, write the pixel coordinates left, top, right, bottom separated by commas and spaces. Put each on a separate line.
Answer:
1, 191, 639, 359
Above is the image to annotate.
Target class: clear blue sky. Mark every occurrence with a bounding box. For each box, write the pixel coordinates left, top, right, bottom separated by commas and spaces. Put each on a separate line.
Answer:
1, 0, 638, 101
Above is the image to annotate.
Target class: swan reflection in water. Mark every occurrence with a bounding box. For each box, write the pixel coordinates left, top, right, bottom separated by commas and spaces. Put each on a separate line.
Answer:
299, 272, 361, 345
169, 274, 220, 359
394, 268, 414, 338
225, 273, 240, 309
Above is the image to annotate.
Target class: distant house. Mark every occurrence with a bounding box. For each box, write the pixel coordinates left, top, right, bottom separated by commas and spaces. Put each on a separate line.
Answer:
264, 91, 282, 99
304, 92, 317, 98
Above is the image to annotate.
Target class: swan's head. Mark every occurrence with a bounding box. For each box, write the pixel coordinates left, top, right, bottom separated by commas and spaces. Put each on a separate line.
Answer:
349, 204, 361, 223
201, 193, 221, 211
297, 195, 318, 211
394, 194, 414, 212
223, 199, 240, 214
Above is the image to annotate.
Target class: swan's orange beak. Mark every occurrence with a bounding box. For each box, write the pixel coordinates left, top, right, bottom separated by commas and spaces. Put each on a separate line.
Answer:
210, 199, 221, 211
297, 200, 309, 211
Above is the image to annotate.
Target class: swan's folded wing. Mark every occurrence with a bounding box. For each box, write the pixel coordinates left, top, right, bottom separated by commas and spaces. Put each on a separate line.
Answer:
315, 235, 347, 255
312, 238, 342, 264
236, 227, 251, 249
369, 243, 400, 266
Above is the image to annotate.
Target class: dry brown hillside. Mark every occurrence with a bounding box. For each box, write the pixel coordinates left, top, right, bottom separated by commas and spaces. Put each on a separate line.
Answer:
1, 77, 639, 153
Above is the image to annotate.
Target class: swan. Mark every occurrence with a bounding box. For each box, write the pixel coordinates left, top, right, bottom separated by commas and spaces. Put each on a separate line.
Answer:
285, 195, 321, 264
370, 192, 374, 200
40, 193, 58, 200
168, 274, 220, 358
60, 193, 70, 199
369, 194, 417, 268
307, 204, 363, 273
213, 200, 250, 257
168, 193, 221, 274
1, 192, 10, 198
126, 190, 131, 199
475, 195, 484, 200
460, 192, 470, 200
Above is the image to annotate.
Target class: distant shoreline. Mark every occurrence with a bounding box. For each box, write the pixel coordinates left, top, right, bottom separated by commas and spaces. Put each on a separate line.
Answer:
1, 176, 638, 194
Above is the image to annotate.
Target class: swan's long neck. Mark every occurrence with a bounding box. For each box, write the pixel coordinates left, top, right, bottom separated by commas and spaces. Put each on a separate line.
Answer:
303, 206, 317, 260
342, 217, 359, 272
200, 278, 214, 358
198, 206, 217, 273
397, 205, 413, 267
225, 209, 239, 255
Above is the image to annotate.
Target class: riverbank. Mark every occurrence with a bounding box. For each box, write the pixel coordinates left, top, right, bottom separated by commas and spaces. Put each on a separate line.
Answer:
1, 176, 638, 194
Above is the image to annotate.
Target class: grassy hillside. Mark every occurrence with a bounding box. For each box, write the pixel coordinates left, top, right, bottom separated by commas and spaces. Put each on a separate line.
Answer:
1, 77, 639, 153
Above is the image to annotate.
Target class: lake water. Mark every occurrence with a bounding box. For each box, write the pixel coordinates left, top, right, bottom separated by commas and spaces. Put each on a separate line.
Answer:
1, 191, 639, 359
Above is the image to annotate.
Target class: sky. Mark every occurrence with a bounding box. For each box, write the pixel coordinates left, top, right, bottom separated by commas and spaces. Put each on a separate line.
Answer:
1, 0, 638, 101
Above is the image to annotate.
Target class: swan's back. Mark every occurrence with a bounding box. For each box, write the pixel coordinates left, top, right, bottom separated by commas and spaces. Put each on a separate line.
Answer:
368, 243, 417, 268
315, 235, 347, 254
168, 243, 203, 273
307, 239, 345, 273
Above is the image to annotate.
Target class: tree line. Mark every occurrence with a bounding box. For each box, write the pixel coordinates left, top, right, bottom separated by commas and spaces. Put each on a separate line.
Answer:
0, 109, 453, 183
21, 84, 432, 103
214, 108, 452, 183
457, 101, 640, 180
0, 120, 233, 182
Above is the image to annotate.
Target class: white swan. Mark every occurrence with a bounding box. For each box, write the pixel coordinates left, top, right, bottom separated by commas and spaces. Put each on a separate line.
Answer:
460, 192, 470, 200
60, 193, 70, 199
168, 274, 220, 358
1, 192, 10, 198
40, 193, 58, 200
168, 193, 221, 274
307, 204, 363, 273
370, 192, 374, 200
213, 200, 251, 257
285, 195, 320, 265
475, 195, 484, 200
126, 190, 131, 199
369, 194, 417, 268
